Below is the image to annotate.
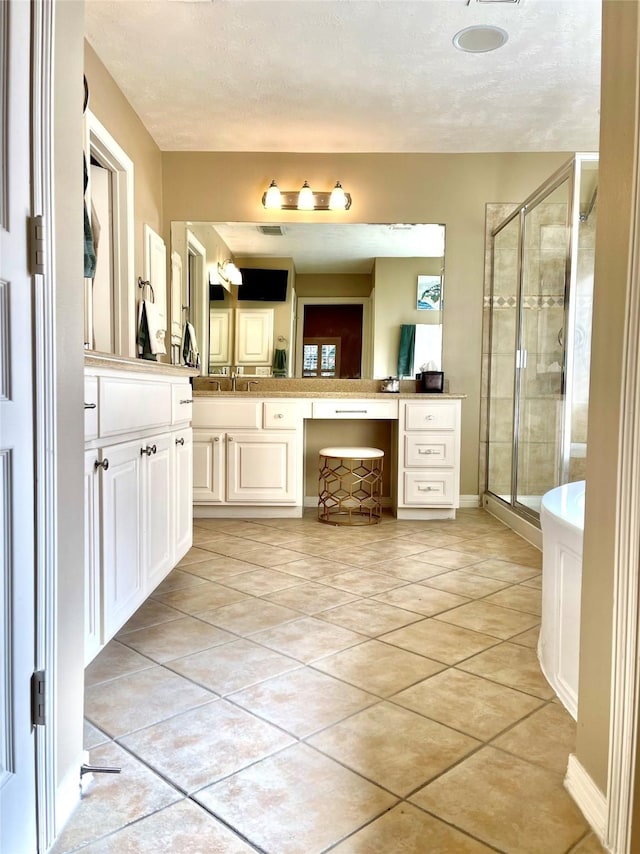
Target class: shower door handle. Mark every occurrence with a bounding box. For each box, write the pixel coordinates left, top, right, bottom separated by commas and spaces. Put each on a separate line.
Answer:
516, 349, 528, 369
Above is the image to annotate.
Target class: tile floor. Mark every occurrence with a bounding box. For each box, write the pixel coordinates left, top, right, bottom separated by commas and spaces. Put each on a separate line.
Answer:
54, 509, 605, 854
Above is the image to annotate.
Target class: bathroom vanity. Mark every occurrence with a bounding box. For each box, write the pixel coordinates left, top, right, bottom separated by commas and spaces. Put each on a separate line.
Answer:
83, 356, 198, 664
192, 384, 464, 520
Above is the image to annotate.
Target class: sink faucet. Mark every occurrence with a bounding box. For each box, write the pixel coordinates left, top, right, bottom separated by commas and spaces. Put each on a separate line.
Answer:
231, 372, 237, 392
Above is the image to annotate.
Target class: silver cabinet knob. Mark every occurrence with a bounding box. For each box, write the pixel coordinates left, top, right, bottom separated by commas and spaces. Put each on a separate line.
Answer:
94, 459, 109, 471
179, 398, 193, 405
214, 436, 220, 443
274, 413, 284, 419
141, 444, 157, 456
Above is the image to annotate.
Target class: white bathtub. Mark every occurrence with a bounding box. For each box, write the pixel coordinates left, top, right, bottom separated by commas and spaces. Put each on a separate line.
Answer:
539, 480, 585, 720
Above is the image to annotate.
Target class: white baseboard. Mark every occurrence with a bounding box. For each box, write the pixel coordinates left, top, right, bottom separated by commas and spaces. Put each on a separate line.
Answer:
460, 494, 481, 508
565, 754, 609, 847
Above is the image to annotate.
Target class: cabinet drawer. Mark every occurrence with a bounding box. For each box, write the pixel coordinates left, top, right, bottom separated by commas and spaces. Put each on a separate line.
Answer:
99, 377, 172, 438
403, 471, 456, 506
263, 401, 300, 429
192, 399, 261, 429
404, 433, 456, 467
84, 376, 98, 440
172, 383, 193, 424
404, 401, 458, 431
312, 399, 398, 420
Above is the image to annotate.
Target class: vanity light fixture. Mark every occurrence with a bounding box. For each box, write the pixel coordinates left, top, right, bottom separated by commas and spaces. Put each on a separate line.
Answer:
217, 259, 243, 286
261, 180, 352, 211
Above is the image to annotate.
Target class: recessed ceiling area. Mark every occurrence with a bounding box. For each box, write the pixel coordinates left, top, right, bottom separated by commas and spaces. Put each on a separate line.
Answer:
84, 0, 602, 154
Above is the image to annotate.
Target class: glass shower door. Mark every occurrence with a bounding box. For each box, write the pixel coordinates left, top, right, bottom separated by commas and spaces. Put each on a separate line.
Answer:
515, 178, 571, 513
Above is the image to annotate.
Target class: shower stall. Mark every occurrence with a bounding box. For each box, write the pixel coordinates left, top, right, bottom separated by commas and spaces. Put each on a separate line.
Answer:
484, 153, 598, 525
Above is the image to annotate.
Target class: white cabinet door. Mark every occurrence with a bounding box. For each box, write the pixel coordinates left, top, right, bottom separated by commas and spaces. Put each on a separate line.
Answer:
101, 440, 144, 639
174, 428, 193, 562
209, 309, 232, 365
141, 433, 174, 593
84, 450, 102, 665
235, 308, 274, 365
193, 430, 225, 502
226, 431, 297, 503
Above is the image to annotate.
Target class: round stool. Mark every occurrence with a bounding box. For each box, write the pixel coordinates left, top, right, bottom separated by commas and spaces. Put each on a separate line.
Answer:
318, 446, 384, 526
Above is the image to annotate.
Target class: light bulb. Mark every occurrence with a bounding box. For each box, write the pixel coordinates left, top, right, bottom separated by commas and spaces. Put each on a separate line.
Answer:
297, 181, 314, 210
264, 179, 282, 209
329, 181, 348, 210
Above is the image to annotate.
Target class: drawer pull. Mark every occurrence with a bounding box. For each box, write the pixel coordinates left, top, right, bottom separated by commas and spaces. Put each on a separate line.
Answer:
418, 485, 439, 492
425, 415, 435, 421
141, 444, 157, 456
335, 409, 368, 414
175, 437, 185, 446
274, 413, 285, 419
94, 458, 109, 472
179, 398, 193, 405
84, 402, 97, 410
418, 449, 436, 455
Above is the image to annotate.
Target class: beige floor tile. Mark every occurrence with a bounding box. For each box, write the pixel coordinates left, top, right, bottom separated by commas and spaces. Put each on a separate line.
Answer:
510, 625, 541, 648
194, 743, 396, 854
319, 598, 424, 635
85, 665, 215, 737
228, 667, 377, 737
381, 619, 499, 664
120, 700, 294, 793
412, 548, 483, 569
521, 573, 543, 589
83, 720, 110, 750
220, 567, 305, 595
458, 641, 556, 698
153, 582, 249, 614
448, 534, 542, 569
263, 580, 359, 613
152, 568, 207, 595
312, 639, 445, 696
49, 742, 179, 853
411, 746, 588, 853
271, 555, 353, 580
484, 583, 542, 615
354, 539, 430, 560
370, 556, 453, 582
85, 640, 154, 687
465, 557, 542, 583
168, 638, 301, 694
331, 802, 494, 853
116, 616, 233, 663
434, 600, 540, 639
182, 556, 260, 581
332, 546, 407, 568
570, 833, 608, 853
196, 597, 301, 634
309, 701, 479, 796
320, 567, 405, 595
249, 615, 365, 662
492, 702, 576, 774
79, 799, 256, 853
421, 569, 511, 598
176, 547, 224, 567
230, 544, 307, 568
115, 598, 184, 636
402, 531, 471, 548
392, 667, 544, 740
372, 583, 469, 616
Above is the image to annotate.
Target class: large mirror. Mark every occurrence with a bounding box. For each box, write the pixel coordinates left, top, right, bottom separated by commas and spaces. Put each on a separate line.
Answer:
170, 221, 446, 379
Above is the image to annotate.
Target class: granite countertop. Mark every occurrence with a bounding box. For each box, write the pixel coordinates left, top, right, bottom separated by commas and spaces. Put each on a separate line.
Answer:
193, 390, 465, 399
192, 377, 465, 399
85, 352, 200, 377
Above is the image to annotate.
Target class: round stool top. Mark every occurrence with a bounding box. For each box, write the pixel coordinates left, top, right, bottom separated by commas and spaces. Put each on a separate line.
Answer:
319, 446, 384, 459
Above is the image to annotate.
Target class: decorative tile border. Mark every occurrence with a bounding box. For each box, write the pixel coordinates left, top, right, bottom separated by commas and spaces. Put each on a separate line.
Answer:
483, 295, 565, 309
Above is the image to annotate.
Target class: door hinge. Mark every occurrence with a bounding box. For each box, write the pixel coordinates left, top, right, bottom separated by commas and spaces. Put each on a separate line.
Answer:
29, 215, 45, 275
31, 670, 46, 727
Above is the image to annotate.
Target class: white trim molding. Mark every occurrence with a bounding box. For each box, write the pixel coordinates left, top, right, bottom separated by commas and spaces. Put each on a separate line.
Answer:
459, 494, 481, 509
565, 754, 609, 847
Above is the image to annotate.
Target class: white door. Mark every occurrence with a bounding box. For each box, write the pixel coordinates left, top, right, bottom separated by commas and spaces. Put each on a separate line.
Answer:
143, 224, 167, 354
235, 308, 274, 365
173, 429, 193, 562
101, 441, 144, 638
0, 1, 38, 849
141, 433, 174, 593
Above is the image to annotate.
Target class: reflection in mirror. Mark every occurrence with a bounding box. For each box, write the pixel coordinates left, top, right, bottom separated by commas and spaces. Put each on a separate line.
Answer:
170, 222, 445, 378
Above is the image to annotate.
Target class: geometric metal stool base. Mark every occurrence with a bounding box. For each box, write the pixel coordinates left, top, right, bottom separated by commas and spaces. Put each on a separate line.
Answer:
318, 447, 384, 526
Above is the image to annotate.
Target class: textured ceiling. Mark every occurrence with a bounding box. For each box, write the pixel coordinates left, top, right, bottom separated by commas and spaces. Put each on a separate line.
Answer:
85, 0, 602, 154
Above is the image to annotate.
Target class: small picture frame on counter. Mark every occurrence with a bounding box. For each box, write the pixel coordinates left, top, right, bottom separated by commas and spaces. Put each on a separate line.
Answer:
421, 371, 444, 393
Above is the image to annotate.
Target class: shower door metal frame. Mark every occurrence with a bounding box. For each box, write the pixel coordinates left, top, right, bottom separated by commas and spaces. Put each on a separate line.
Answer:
486, 156, 578, 524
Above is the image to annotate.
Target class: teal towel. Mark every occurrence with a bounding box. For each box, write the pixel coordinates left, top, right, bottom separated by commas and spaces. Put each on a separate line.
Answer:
273, 348, 287, 377
397, 324, 415, 377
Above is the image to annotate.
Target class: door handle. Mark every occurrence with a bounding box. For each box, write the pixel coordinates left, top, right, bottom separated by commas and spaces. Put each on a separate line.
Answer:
84, 402, 97, 410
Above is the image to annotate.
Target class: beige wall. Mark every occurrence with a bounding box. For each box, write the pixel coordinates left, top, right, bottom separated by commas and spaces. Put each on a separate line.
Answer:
84, 42, 163, 284
295, 273, 372, 298
55, 0, 86, 815
577, 0, 639, 797
162, 151, 569, 495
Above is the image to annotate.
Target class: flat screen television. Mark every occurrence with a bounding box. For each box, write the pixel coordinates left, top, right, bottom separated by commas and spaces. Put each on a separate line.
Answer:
237, 267, 288, 302
209, 284, 227, 301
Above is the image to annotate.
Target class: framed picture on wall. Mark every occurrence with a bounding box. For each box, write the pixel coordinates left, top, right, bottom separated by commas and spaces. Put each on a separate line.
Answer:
417, 275, 442, 310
